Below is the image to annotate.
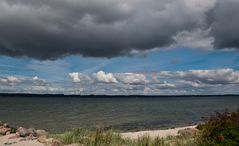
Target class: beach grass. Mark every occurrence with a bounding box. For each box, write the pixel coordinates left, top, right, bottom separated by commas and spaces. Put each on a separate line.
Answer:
52, 128, 197, 146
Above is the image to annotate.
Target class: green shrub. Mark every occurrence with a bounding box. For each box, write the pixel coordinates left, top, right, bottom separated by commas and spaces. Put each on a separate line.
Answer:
197, 110, 239, 146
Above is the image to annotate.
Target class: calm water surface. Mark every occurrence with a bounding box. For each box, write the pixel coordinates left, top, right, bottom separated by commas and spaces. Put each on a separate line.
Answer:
0, 96, 239, 132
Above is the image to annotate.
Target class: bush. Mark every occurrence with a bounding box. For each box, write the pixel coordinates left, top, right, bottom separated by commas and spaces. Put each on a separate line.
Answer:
197, 110, 239, 146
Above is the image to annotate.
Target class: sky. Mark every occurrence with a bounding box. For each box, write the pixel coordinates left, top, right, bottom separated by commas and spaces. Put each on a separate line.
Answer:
0, 0, 239, 95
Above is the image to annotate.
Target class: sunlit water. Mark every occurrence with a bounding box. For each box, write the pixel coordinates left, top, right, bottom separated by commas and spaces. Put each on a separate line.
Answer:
0, 96, 239, 132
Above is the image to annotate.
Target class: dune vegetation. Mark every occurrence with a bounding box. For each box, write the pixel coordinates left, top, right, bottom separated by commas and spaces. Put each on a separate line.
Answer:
53, 128, 196, 146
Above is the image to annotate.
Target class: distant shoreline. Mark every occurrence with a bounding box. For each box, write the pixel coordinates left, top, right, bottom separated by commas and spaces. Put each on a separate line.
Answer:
0, 93, 238, 98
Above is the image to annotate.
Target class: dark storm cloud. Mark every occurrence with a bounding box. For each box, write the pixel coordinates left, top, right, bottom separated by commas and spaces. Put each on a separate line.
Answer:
209, 0, 239, 49
0, 0, 237, 60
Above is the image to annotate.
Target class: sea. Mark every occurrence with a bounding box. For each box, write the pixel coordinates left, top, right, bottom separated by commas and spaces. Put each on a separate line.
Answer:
0, 96, 239, 133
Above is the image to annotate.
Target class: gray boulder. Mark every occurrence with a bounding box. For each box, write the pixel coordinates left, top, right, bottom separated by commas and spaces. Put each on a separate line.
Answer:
17, 127, 30, 137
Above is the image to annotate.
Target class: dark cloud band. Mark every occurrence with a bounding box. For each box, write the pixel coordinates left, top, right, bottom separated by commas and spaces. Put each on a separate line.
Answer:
209, 0, 239, 49
0, 0, 238, 60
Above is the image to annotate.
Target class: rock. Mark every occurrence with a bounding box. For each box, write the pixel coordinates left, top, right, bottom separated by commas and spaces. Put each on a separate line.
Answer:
0, 127, 11, 135
36, 129, 48, 137
6, 131, 11, 135
17, 127, 30, 137
25, 133, 35, 140
28, 128, 36, 136
37, 135, 48, 143
3, 123, 9, 128
3, 123, 8, 128
178, 128, 198, 137
16, 131, 20, 137
0, 128, 5, 135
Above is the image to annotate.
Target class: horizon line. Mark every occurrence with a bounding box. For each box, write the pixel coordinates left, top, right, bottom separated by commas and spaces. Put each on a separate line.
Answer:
0, 93, 238, 98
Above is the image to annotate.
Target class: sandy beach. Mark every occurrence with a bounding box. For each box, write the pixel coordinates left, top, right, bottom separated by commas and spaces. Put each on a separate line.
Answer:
0, 134, 44, 146
121, 125, 197, 139
0, 125, 197, 146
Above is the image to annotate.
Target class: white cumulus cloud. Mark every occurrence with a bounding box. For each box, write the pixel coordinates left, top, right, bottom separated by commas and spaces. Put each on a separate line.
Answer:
96, 71, 118, 83
69, 72, 81, 82
116, 73, 147, 84
0, 76, 22, 85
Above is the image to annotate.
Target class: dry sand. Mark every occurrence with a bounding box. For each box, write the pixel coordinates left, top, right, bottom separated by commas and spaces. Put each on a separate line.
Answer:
0, 134, 44, 146
121, 125, 197, 139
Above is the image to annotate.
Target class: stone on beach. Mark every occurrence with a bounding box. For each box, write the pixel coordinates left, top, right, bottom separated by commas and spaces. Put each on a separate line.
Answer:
0, 121, 54, 146
0, 122, 12, 135
3, 123, 9, 128
0, 127, 10, 135
0, 126, 11, 135
17, 127, 46, 138
28, 128, 37, 136
37, 135, 48, 143
36, 129, 48, 137
17, 127, 30, 137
